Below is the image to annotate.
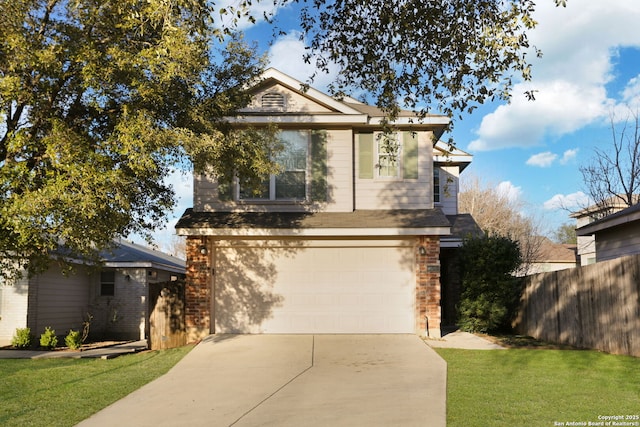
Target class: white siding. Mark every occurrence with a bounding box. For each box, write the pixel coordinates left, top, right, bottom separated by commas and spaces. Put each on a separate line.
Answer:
195, 129, 354, 213
577, 235, 596, 265
0, 275, 30, 345
437, 166, 460, 215
325, 129, 354, 212
355, 131, 434, 210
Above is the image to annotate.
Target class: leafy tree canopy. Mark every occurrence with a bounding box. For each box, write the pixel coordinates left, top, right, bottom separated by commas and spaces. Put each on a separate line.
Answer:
1, 0, 567, 279
0, 0, 279, 278
296, 0, 566, 120
553, 223, 577, 244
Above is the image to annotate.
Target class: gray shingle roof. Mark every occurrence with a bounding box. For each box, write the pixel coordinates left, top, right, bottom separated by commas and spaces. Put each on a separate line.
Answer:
176, 208, 451, 233
100, 240, 185, 272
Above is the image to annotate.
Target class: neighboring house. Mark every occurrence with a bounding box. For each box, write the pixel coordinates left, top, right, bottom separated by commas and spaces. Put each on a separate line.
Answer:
571, 198, 629, 265
576, 202, 640, 262
0, 240, 185, 346
176, 68, 478, 340
524, 236, 578, 275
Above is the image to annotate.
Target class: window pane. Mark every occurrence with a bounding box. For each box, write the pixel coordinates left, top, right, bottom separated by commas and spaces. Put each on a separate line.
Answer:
239, 179, 269, 200
275, 131, 308, 199
236, 130, 309, 201
378, 155, 398, 177
100, 270, 115, 297
100, 271, 115, 282
377, 133, 400, 177
100, 283, 115, 297
276, 171, 306, 199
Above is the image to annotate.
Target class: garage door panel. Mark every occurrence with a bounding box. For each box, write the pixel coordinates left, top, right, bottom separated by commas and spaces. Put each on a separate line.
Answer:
215, 244, 415, 334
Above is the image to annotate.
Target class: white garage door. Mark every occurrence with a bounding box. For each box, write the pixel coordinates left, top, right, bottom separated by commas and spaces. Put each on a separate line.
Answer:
214, 242, 415, 334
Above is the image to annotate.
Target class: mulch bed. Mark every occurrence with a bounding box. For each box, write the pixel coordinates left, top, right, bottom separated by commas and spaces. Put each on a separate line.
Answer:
1, 341, 131, 352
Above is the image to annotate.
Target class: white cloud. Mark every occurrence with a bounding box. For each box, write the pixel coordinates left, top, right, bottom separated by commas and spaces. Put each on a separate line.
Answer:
621, 74, 640, 106
496, 181, 523, 203
267, 32, 339, 91
527, 151, 557, 167
560, 148, 579, 164
543, 191, 590, 210
467, 0, 640, 152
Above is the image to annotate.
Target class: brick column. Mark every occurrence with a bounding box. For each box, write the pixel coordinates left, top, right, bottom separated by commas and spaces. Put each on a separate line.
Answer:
185, 236, 212, 342
416, 236, 441, 338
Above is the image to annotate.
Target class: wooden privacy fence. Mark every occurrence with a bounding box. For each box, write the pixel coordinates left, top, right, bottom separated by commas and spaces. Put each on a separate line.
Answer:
514, 254, 640, 357
149, 280, 186, 350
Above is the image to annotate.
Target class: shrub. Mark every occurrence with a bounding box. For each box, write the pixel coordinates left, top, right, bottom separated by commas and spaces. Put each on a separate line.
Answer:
40, 326, 58, 350
457, 235, 523, 333
11, 327, 34, 349
65, 330, 82, 350
458, 294, 508, 333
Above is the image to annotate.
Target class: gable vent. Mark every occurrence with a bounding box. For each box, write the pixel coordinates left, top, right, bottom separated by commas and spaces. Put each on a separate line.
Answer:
261, 92, 285, 110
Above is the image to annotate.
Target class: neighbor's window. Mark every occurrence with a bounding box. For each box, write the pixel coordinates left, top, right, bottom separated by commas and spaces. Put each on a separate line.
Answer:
376, 133, 401, 178
100, 270, 115, 297
434, 168, 441, 203
240, 130, 309, 201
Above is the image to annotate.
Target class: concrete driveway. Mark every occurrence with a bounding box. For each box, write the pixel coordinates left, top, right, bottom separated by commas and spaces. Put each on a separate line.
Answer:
77, 335, 446, 427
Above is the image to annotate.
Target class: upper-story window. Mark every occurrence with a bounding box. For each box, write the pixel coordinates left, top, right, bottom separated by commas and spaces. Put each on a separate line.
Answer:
239, 130, 310, 201
261, 92, 285, 110
359, 131, 418, 180
376, 133, 401, 178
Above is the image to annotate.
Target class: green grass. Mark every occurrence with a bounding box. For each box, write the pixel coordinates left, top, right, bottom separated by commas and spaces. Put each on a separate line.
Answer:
436, 348, 640, 427
0, 345, 192, 427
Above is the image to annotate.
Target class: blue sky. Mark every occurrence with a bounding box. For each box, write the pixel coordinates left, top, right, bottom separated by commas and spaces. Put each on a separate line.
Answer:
150, 0, 640, 251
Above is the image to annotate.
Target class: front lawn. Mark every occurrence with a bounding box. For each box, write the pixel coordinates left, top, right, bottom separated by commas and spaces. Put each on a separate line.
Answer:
436, 348, 640, 426
0, 345, 192, 427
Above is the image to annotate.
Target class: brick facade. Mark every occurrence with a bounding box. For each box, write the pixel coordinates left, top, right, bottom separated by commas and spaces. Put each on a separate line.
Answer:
185, 236, 212, 342
415, 236, 441, 338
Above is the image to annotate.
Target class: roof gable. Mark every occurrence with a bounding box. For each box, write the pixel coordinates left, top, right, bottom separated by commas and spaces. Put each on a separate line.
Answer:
240, 68, 364, 115
234, 68, 449, 130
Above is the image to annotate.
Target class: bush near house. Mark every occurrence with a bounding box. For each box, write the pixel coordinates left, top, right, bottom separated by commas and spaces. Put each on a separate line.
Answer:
65, 330, 82, 350
39, 327, 58, 350
458, 235, 523, 333
11, 327, 34, 349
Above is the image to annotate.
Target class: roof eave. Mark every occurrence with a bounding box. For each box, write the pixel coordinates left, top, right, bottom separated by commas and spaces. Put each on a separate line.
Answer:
576, 209, 640, 235
102, 261, 185, 273
176, 227, 451, 237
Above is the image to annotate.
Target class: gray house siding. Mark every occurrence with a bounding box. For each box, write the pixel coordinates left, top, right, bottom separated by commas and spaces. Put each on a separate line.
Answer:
28, 264, 92, 338
595, 224, 640, 262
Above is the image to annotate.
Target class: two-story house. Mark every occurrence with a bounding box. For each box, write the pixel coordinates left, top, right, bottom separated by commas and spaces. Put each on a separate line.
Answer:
176, 69, 476, 341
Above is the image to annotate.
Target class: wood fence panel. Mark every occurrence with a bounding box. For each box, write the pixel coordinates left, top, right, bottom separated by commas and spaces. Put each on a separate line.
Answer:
515, 254, 640, 357
149, 280, 186, 350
